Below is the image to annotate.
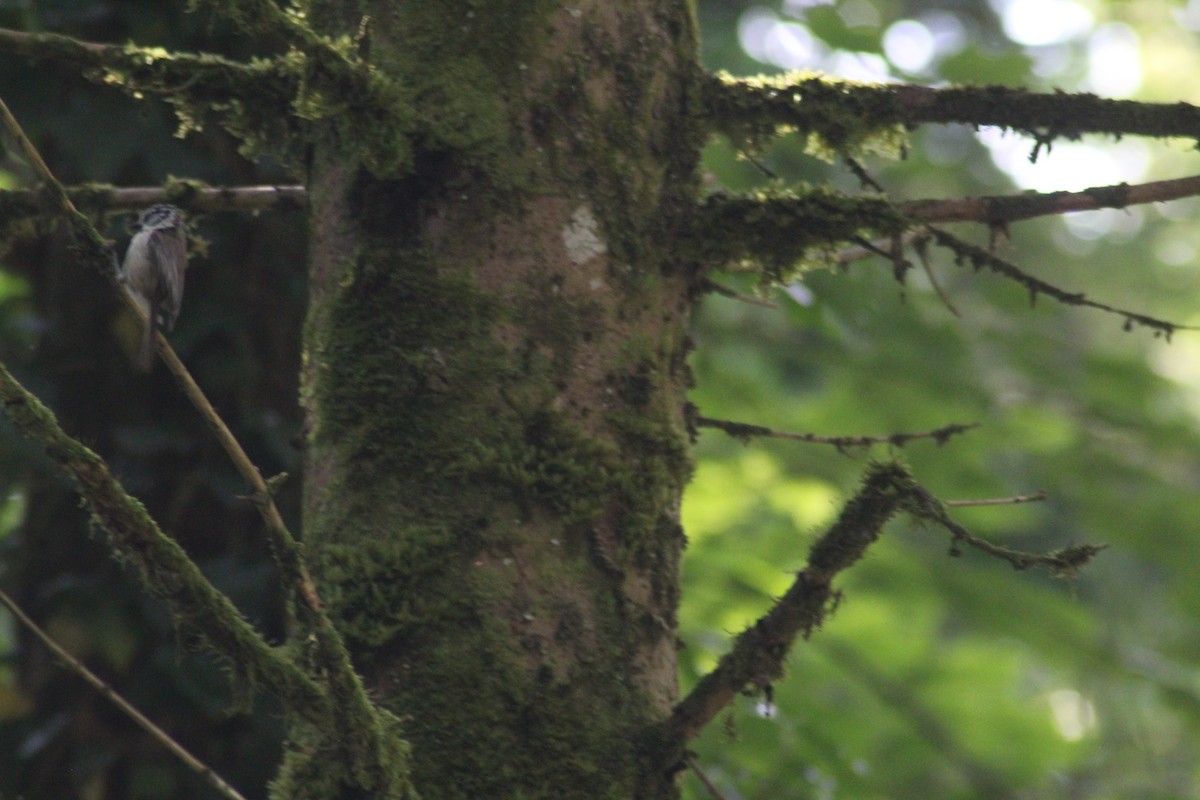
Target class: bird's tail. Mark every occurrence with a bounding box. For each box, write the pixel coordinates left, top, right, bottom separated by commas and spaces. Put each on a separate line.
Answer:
137, 297, 158, 372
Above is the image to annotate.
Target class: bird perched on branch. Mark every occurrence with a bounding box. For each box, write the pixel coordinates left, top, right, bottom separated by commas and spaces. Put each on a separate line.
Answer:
122, 204, 188, 371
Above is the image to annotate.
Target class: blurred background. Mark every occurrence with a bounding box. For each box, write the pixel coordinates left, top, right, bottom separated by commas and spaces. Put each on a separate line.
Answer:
683, 1, 1200, 798
0, 1, 1196, 799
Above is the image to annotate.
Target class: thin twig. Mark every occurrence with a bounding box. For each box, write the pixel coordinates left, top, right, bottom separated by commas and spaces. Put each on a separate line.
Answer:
741, 152, 777, 180
702, 279, 779, 308
837, 231, 922, 264
900, 483, 1107, 575
0, 589, 248, 800
927, 225, 1193, 337
900, 174, 1200, 226
915, 239, 961, 317
686, 754, 731, 800
945, 491, 1047, 507
697, 416, 978, 451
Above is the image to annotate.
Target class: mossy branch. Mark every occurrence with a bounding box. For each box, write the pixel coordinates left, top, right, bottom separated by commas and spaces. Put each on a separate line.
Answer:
661, 462, 914, 754
0, 26, 296, 117
0, 25, 413, 175
695, 188, 908, 283
0, 97, 411, 790
0, 360, 329, 717
659, 461, 1101, 761
702, 71, 1200, 151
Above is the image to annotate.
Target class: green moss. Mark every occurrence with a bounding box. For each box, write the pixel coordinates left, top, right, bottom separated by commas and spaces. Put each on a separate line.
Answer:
488, 409, 623, 524
702, 70, 910, 158
312, 521, 471, 647
271, 708, 416, 800
696, 187, 909, 284
311, 243, 503, 471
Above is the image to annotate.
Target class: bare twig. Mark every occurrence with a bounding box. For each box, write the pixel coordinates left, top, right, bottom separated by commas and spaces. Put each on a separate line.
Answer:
0, 589, 248, 800
899, 482, 1106, 574
837, 231, 923, 265
697, 416, 978, 451
915, 238, 961, 317
926, 226, 1192, 337
702, 279, 778, 308
945, 491, 1047, 507
900, 175, 1200, 226
686, 755, 731, 800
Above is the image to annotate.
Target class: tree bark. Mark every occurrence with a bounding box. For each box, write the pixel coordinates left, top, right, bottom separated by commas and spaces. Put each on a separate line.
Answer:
297, 2, 703, 796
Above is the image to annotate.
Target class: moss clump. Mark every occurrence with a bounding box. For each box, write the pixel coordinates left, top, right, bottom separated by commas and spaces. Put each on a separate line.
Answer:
483, 408, 623, 525
270, 709, 416, 800
696, 187, 908, 284
702, 70, 910, 158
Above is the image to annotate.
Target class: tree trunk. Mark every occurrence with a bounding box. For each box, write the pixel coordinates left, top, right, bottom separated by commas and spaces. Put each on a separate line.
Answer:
297, 2, 703, 796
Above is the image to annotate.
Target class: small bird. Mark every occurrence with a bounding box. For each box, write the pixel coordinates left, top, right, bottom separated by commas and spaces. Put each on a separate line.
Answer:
122, 204, 188, 371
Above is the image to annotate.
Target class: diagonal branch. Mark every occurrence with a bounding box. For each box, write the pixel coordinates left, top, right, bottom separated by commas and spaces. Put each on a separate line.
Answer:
661, 462, 914, 752
657, 461, 1102, 765
0, 98, 399, 777
924, 226, 1193, 337
703, 71, 1200, 151
0, 359, 329, 718
0, 588, 249, 800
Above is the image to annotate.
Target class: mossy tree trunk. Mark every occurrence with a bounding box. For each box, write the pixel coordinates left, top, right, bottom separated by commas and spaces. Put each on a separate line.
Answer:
299, 2, 703, 796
